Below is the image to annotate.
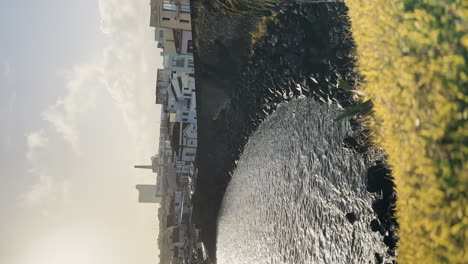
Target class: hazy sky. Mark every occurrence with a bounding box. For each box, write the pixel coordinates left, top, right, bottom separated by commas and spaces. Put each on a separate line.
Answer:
0, 1, 162, 263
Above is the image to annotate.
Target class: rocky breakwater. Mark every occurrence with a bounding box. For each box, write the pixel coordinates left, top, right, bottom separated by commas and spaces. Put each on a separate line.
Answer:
191, 1, 398, 262
367, 162, 399, 262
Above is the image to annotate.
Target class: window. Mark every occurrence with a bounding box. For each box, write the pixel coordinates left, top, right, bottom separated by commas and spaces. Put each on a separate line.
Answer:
182, 112, 188, 116
186, 152, 196, 156
162, 17, 170, 21
159, 30, 164, 38
187, 40, 194, 53
181, 4, 190, 13
180, 19, 190, 23
163, 1, 177, 11
172, 57, 185, 68
188, 58, 194, 68
182, 118, 188, 122
183, 93, 190, 97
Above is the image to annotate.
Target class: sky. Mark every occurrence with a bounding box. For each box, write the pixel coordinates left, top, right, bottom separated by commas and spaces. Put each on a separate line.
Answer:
0, 1, 163, 263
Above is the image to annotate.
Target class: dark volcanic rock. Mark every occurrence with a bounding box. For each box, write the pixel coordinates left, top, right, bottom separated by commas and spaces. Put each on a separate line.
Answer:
375, 252, 384, 264
366, 161, 398, 260
370, 219, 381, 232
367, 163, 392, 193
383, 235, 398, 249
343, 136, 368, 153
346, 212, 358, 224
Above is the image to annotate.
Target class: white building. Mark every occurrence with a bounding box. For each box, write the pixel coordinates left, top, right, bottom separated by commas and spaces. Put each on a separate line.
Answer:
163, 53, 195, 74
155, 70, 198, 194
154, 26, 194, 74
135, 184, 161, 203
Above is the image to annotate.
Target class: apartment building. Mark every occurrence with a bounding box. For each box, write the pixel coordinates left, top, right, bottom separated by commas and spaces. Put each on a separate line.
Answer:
150, 0, 192, 31
155, 27, 193, 55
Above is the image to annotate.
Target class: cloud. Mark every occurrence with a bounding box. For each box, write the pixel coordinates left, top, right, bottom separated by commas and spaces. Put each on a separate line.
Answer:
18, 1, 161, 262
3, 1, 162, 263
22, 0, 161, 216
29, 0, 161, 158
24, 131, 71, 208
41, 64, 100, 154
23, 173, 71, 208
26, 130, 48, 160
96, 0, 162, 158
98, 0, 139, 36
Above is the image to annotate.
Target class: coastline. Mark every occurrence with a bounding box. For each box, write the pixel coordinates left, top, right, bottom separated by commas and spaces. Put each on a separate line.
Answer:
190, 1, 398, 262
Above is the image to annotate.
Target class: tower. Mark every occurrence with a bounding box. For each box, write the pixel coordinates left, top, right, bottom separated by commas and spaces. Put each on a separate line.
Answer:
134, 155, 160, 173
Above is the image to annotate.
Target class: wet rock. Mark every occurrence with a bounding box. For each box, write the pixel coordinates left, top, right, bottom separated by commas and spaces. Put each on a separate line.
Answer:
366, 163, 392, 193
349, 118, 360, 131
378, 225, 388, 237
375, 253, 383, 264
345, 212, 358, 224
336, 49, 345, 59
372, 199, 390, 216
367, 161, 398, 252
384, 233, 399, 249
343, 136, 367, 153
308, 47, 319, 56
370, 219, 380, 232
343, 136, 358, 149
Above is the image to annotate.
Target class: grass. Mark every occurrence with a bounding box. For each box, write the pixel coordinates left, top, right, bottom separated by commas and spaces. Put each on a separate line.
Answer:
214, 0, 280, 46
345, 0, 468, 263
215, 0, 278, 15
250, 11, 278, 45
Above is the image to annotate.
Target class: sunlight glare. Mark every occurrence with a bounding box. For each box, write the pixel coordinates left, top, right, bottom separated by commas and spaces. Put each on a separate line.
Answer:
21, 230, 114, 264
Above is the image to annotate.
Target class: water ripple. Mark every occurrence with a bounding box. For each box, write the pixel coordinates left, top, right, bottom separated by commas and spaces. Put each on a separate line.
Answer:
217, 99, 385, 264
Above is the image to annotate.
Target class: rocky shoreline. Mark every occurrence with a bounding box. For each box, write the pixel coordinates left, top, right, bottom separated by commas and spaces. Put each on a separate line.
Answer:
191, 1, 398, 262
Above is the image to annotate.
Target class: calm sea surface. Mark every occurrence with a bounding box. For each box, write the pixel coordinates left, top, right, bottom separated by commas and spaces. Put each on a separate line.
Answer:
217, 99, 385, 263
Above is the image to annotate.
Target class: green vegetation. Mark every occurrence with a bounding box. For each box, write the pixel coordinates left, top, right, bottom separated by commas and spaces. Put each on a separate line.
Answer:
335, 100, 374, 121
345, 0, 468, 262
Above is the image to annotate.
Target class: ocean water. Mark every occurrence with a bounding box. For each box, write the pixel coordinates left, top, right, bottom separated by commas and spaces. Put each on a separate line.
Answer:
217, 98, 386, 264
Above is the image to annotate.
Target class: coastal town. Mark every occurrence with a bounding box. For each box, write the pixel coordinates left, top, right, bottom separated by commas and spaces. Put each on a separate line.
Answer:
133, 0, 207, 263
